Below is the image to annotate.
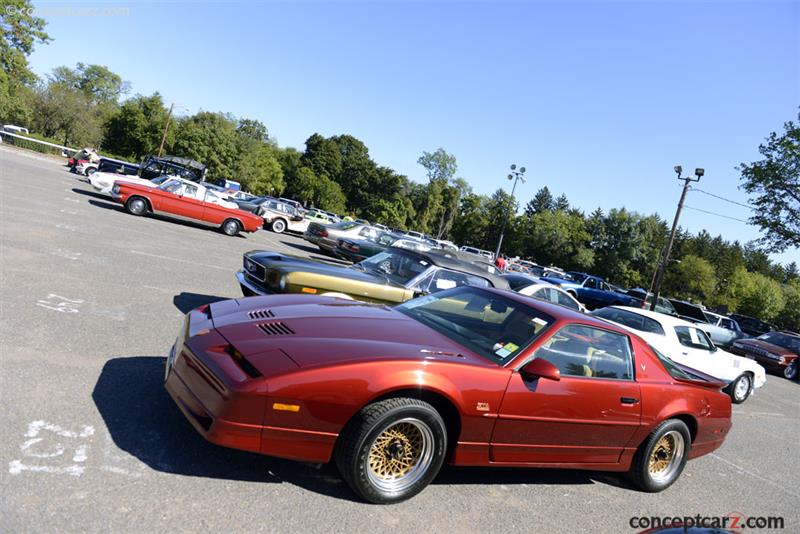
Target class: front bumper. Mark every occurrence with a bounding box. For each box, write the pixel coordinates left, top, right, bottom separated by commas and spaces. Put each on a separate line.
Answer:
236, 270, 272, 297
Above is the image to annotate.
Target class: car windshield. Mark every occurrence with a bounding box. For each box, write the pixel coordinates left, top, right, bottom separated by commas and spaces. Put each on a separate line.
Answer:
396, 287, 554, 364
757, 333, 800, 352
356, 250, 430, 285
569, 273, 588, 283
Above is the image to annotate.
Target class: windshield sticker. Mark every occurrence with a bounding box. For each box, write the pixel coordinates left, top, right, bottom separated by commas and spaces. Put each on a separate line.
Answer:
503, 342, 519, 353
494, 347, 512, 358
532, 317, 548, 326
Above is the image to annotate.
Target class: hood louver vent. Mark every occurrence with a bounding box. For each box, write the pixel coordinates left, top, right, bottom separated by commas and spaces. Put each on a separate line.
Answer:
249, 309, 275, 320
256, 322, 295, 336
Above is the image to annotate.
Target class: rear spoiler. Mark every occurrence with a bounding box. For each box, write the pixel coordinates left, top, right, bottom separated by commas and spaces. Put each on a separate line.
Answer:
673, 363, 727, 389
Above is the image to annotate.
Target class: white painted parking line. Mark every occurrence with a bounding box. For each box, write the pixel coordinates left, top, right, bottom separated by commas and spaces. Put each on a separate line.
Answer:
129, 249, 230, 271
710, 453, 800, 499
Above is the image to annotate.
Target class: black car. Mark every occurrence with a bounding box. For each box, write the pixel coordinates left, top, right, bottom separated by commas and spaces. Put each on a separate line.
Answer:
729, 313, 777, 338
138, 155, 206, 182
97, 158, 140, 176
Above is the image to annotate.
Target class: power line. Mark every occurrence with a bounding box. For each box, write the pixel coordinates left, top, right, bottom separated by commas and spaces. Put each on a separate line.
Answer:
689, 187, 753, 209
683, 205, 751, 223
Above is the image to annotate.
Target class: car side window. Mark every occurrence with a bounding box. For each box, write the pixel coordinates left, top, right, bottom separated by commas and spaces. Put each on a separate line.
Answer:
359, 227, 378, 238
532, 288, 550, 301
584, 278, 598, 289
162, 181, 184, 195
674, 326, 714, 351
425, 269, 490, 294
533, 325, 634, 380
184, 184, 198, 198
556, 290, 580, 311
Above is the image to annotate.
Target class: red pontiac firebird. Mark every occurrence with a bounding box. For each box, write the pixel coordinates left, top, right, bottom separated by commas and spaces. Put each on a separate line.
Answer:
164, 286, 732, 503
110, 178, 263, 236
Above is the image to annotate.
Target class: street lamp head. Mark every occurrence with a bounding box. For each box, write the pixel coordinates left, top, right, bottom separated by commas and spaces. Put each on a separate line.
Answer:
674, 165, 683, 175
510, 164, 517, 171
507, 174, 513, 180
695, 168, 704, 178
519, 166, 526, 173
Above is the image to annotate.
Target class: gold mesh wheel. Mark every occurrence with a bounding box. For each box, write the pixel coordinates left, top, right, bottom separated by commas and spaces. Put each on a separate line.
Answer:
365, 418, 434, 495
648, 430, 685, 484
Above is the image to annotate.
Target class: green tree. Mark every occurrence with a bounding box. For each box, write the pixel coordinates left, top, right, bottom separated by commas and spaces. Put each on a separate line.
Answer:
236, 118, 269, 143
30, 82, 102, 147
664, 254, 717, 303
288, 167, 346, 213
50, 62, 128, 104
0, 0, 50, 123
724, 266, 786, 321
171, 111, 239, 181
554, 193, 570, 211
237, 144, 284, 196
779, 280, 800, 332
417, 148, 457, 183
520, 208, 594, 270
103, 93, 173, 159
525, 186, 554, 215
738, 111, 800, 251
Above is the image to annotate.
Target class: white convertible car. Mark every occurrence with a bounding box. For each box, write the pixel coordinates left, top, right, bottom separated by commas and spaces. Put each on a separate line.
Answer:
593, 306, 766, 404
89, 172, 168, 195
503, 274, 586, 313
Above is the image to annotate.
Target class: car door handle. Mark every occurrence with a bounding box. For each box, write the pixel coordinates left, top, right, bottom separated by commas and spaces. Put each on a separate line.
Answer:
682, 352, 689, 356
620, 397, 639, 405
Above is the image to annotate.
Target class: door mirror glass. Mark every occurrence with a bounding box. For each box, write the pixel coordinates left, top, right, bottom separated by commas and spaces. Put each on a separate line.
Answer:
520, 358, 561, 381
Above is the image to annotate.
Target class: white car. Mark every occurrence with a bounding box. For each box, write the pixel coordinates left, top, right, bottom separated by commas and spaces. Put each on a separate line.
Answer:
503, 274, 585, 313
90, 172, 168, 195
593, 306, 766, 404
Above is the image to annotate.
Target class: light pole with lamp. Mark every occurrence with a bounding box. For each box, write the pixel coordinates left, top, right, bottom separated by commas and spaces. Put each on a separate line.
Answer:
494, 164, 526, 259
157, 103, 190, 157
648, 165, 703, 311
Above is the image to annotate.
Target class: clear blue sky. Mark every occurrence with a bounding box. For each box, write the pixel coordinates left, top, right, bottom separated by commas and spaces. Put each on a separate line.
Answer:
29, 0, 799, 264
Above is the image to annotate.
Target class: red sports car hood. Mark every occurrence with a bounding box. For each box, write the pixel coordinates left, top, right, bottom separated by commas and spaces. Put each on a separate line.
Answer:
207, 295, 495, 371
738, 338, 796, 356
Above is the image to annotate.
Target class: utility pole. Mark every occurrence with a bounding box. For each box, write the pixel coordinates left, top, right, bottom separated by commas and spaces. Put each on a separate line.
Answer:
649, 165, 703, 311
157, 103, 174, 157
157, 103, 189, 157
495, 164, 526, 259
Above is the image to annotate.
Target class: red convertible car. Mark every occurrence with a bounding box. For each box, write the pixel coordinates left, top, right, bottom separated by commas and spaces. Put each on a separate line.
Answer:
164, 287, 732, 503
111, 178, 263, 236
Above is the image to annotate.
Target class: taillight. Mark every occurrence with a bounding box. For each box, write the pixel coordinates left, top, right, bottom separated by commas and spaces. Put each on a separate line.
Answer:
320, 230, 328, 237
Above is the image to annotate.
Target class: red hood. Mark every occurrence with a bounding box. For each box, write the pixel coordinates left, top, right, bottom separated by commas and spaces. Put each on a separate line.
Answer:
207, 295, 494, 372
738, 338, 796, 356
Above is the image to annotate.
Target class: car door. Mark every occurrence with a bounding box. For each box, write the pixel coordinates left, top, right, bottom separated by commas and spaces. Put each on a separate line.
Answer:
672, 326, 735, 379
577, 277, 605, 308
491, 324, 641, 464
177, 182, 205, 221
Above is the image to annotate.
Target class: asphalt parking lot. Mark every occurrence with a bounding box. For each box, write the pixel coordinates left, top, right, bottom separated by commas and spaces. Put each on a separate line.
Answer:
1, 146, 797, 533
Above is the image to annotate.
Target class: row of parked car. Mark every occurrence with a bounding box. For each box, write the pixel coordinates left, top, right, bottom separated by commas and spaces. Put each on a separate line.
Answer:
67, 149, 799, 396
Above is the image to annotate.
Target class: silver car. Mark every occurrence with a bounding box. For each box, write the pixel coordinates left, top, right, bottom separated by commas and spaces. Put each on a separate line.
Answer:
304, 221, 381, 253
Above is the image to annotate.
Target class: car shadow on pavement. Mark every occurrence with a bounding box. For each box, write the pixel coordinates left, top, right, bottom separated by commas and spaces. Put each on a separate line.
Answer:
71, 188, 110, 200
172, 292, 230, 314
92, 356, 360, 500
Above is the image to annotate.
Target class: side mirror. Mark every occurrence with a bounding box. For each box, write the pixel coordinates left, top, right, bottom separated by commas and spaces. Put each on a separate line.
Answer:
520, 358, 561, 381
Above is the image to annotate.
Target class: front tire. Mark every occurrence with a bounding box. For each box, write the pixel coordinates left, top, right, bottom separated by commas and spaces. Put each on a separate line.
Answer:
221, 219, 241, 236
271, 218, 287, 233
125, 197, 147, 216
783, 360, 798, 380
629, 419, 690, 492
728, 373, 752, 404
335, 398, 447, 504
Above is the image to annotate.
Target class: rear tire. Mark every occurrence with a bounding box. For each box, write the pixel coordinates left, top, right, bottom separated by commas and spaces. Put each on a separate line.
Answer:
728, 373, 752, 404
629, 419, 690, 492
335, 398, 447, 504
85, 167, 96, 176
271, 218, 287, 233
125, 197, 147, 216
221, 219, 241, 236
